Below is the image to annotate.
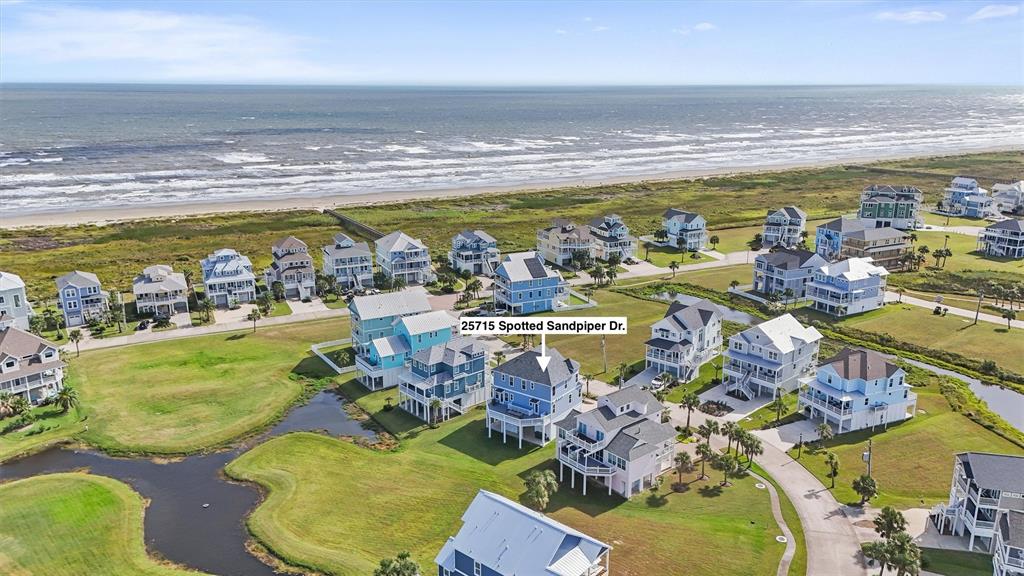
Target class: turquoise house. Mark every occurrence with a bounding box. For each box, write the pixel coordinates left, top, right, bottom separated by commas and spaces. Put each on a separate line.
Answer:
356, 309, 457, 390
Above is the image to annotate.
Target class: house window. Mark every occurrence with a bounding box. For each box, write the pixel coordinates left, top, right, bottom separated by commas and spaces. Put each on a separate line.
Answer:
530, 382, 535, 391
474, 562, 482, 576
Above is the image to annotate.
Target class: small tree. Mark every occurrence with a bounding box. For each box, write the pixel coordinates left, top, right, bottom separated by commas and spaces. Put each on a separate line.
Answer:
674, 452, 694, 484
696, 442, 713, 480
816, 421, 833, 445
729, 279, 740, 291
709, 235, 720, 249
862, 540, 892, 575
54, 385, 79, 414
1003, 309, 1017, 330
247, 308, 262, 333
721, 421, 738, 454
270, 281, 286, 301
616, 362, 629, 387
524, 469, 559, 510
853, 474, 878, 506
373, 551, 420, 576
886, 532, 921, 576
69, 329, 82, 357
711, 453, 742, 486
768, 395, 787, 424
429, 398, 443, 426
679, 392, 700, 432
669, 261, 679, 277
825, 451, 840, 488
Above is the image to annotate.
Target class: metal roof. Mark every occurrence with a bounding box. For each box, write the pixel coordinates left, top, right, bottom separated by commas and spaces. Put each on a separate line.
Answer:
349, 290, 431, 321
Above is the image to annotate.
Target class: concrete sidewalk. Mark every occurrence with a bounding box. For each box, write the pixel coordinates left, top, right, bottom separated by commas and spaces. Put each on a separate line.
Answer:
67, 308, 349, 352
884, 292, 1024, 329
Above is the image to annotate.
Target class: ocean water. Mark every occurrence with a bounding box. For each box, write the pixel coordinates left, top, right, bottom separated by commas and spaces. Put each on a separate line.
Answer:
1, 84, 1021, 216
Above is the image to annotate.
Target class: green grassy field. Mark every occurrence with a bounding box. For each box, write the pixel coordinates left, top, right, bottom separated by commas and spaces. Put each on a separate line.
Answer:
0, 473, 202, 576
790, 367, 1024, 510
0, 319, 347, 461
5, 152, 1019, 300
812, 304, 1024, 374
920, 212, 990, 228
226, 406, 795, 576
920, 548, 993, 576
912, 230, 1024, 276
644, 245, 716, 267
0, 404, 88, 463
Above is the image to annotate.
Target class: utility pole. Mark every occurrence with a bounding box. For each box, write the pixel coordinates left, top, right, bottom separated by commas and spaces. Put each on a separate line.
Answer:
797, 433, 803, 459
601, 335, 607, 374
974, 291, 984, 326
864, 439, 873, 477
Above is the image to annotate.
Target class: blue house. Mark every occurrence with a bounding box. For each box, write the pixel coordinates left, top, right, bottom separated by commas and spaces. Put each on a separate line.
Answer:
797, 347, 916, 434
814, 217, 866, 261
492, 252, 568, 315
943, 177, 996, 219
356, 309, 456, 390
56, 270, 110, 328
436, 490, 610, 576
487, 347, 581, 448
376, 231, 437, 285
398, 336, 489, 422
448, 230, 500, 276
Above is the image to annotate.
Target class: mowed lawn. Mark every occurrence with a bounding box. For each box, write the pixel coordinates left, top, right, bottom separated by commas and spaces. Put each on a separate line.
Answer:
71, 318, 347, 455
0, 473, 204, 576
791, 369, 1024, 510
708, 218, 833, 254
0, 404, 88, 463
644, 244, 716, 267
826, 304, 1024, 374
912, 230, 1024, 276
226, 409, 793, 576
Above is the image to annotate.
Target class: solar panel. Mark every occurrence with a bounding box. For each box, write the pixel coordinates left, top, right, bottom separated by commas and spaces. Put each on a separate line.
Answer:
524, 257, 548, 279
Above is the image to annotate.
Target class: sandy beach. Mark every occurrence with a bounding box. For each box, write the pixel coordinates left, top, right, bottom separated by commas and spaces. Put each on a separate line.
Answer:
2, 147, 1017, 229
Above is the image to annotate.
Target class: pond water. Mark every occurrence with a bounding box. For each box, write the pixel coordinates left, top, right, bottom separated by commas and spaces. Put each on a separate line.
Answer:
0, 390, 375, 576
902, 358, 1024, 432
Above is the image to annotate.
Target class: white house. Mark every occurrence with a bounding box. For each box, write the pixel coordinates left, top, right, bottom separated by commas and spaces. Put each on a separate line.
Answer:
435, 490, 611, 576
798, 348, 917, 434
322, 233, 374, 289
376, 231, 436, 285
723, 314, 822, 400
943, 177, 997, 219
978, 220, 1024, 260
0, 271, 32, 331
807, 257, 889, 316
932, 452, 1024, 554
264, 236, 316, 299
201, 249, 257, 307
588, 214, 637, 261
661, 208, 707, 251
994, 510, 1024, 576
630, 299, 722, 388
762, 206, 807, 248
556, 386, 677, 498
993, 181, 1024, 216
132, 265, 189, 317
0, 326, 65, 405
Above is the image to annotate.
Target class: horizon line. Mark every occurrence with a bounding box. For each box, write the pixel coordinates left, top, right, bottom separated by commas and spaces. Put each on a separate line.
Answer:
2, 81, 1021, 89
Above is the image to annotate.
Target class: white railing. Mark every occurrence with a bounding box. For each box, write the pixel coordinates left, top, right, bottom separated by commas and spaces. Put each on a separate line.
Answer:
800, 392, 853, 416
487, 404, 546, 427
311, 339, 355, 374
563, 432, 603, 453
557, 451, 615, 476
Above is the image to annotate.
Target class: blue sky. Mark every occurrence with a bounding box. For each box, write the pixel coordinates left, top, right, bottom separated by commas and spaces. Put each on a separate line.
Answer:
1, 1, 1021, 85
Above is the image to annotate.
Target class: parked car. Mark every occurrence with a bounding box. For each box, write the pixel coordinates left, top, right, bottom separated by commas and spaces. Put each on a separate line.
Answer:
136, 319, 150, 331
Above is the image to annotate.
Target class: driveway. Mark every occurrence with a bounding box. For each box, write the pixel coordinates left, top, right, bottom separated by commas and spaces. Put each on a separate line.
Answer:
697, 386, 772, 423
214, 303, 257, 324
753, 418, 822, 452
287, 297, 329, 314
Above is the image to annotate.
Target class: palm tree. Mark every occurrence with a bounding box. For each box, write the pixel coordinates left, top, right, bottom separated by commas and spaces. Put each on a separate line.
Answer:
494, 350, 506, 367
709, 235, 720, 250
524, 469, 559, 510
862, 540, 892, 576
183, 268, 196, 302
467, 277, 483, 299
874, 506, 908, 540
712, 453, 741, 486
674, 452, 693, 484
8, 395, 29, 416
590, 265, 606, 287
1003, 309, 1017, 330
655, 229, 668, 243
198, 298, 214, 323
768, 395, 787, 424
373, 551, 420, 576
616, 362, 628, 387
825, 451, 840, 488
835, 304, 847, 317
583, 373, 593, 396
605, 266, 618, 285
896, 287, 905, 303
816, 421, 833, 445
886, 532, 921, 576
782, 288, 795, 310
679, 392, 700, 431
696, 442, 713, 480
642, 241, 652, 261
247, 307, 262, 332
697, 418, 719, 451
721, 421, 738, 454
68, 329, 82, 357
669, 261, 679, 277
54, 385, 79, 413
430, 398, 443, 426
742, 434, 763, 469
907, 232, 917, 245
853, 474, 878, 505
0, 391, 14, 417
729, 279, 740, 291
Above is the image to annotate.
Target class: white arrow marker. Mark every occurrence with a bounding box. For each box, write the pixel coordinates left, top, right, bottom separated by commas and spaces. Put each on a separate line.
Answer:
536, 331, 551, 372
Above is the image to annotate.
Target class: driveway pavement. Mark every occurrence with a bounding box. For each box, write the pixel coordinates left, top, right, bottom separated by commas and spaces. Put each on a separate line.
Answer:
697, 386, 772, 423
287, 297, 330, 314
753, 419, 822, 452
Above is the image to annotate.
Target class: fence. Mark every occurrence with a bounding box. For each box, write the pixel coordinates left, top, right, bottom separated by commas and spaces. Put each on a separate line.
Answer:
323, 209, 385, 240
311, 338, 357, 374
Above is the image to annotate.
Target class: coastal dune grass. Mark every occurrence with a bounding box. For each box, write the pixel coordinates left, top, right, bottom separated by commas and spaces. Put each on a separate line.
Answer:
226, 410, 795, 576
0, 473, 203, 576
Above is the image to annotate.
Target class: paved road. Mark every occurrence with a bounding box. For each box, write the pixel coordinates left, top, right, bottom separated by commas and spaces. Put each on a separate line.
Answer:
884, 292, 1023, 329
665, 403, 868, 576
568, 248, 762, 286
67, 308, 348, 352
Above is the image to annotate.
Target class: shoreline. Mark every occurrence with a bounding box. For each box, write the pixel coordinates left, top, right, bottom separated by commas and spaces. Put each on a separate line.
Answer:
2, 146, 1019, 229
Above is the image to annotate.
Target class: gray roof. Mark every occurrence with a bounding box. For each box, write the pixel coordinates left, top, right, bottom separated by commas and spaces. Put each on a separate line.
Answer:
493, 347, 579, 386
604, 385, 660, 412
376, 230, 427, 254
605, 419, 677, 461
862, 185, 923, 201
496, 252, 560, 282
768, 206, 806, 219
663, 208, 701, 223
455, 229, 496, 244
412, 336, 486, 366
435, 490, 608, 576
662, 298, 721, 331
323, 239, 372, 259
133, 265, 187, 293
956, 452, 1024, 494
820, 217, 867, 234
0, 271, 25, 291
0, 327, 64, 379
988, 219, 1024, 233
272, 236, 308, 251
588, 215, 625, 232
844, 227, 909, 242
645, 337, 691, 353
542, 220, 593, 241
758, 248, 826, 271
820, 348, 901, 381
398, 310, 457, 335
999, 510, 1024, 549
349, 290, 431, 321
56, 270, 101, 289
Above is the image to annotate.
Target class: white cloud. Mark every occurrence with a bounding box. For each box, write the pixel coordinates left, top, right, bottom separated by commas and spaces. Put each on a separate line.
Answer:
875, 10, 947, 23
0, 5, 347, 82
672, 27, 691, 36
693, 22, 717, 31
672, 22, 717, 36
967, 4, 1020, 21
592, 25, 610, 32
554, 28, 568, 35
583, 16, 593, 22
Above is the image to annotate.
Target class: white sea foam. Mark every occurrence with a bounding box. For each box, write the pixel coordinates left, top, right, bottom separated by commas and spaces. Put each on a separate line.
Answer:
209, 152, 272, 164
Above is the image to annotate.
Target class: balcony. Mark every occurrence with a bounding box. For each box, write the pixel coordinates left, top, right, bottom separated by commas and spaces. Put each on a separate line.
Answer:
487, 401, 546, 427
561, 431, 604, 453
800, 392, 853, 416
557, 444, 614, 476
